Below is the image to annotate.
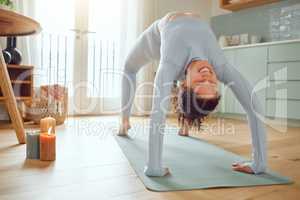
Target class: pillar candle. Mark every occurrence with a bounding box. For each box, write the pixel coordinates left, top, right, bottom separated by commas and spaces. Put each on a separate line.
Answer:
26, 131, 40, 159
40, 116, 56, 134
40, 129, 56, 161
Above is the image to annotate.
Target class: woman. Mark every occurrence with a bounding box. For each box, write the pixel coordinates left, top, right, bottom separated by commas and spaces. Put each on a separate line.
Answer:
119, 12, 267, 177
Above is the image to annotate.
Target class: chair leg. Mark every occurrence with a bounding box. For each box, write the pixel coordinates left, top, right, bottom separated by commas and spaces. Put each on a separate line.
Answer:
0, 44, 25, 144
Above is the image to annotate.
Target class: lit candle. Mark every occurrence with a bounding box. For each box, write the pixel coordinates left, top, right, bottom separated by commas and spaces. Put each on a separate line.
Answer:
40, 116, 56, 134
40, 127, 56, 161
26, 131, 40, 159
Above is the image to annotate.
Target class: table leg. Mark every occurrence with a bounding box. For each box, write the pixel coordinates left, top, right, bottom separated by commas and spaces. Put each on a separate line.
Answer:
0, 44, 25, 144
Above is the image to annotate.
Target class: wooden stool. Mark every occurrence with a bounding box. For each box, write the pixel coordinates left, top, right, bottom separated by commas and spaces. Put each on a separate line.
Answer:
0, 8, 41, 144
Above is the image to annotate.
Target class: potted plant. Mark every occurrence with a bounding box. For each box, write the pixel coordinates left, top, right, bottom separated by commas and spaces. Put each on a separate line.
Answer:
0, 0, 14, 10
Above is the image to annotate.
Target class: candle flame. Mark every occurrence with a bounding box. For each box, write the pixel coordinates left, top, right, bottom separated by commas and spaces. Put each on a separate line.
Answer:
48, 127, 52, 135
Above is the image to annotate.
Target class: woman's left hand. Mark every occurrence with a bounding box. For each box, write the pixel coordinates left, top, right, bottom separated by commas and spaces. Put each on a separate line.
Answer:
232, 162, 254, 174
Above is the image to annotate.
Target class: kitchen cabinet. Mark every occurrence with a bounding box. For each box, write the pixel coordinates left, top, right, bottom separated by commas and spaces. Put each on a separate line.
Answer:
269, 43, 300, 62
266, 99, 300, 120
220, 46, 267, 116
219, 41, 300, 121
268, 62, 300, 81
267, 81, 300, 100
266, 43, 300, 120
221, 50, 236, 114
234, 47, 267, 115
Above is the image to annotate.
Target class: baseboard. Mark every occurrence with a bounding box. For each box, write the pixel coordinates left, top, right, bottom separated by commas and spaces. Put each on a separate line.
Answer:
212, 112, 300, 128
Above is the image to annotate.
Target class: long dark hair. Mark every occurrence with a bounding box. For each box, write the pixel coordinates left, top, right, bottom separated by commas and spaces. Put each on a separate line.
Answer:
173, 85, 221, 130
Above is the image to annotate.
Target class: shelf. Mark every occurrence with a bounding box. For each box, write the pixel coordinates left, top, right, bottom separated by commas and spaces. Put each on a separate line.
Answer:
11, 80, 31, 84
7, 64, 34, 69
220, 0, 279, 11
0, 81, 33, 100
0, 64, 34, 102
0, 96, 31, 101
0, 120, 39, 129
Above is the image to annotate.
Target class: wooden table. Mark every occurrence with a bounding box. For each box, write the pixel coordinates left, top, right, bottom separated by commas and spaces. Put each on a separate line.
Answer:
0, 8, 41, 144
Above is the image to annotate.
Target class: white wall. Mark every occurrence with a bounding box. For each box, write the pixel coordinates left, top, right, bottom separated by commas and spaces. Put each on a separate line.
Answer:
211, 0, 231, 17
156, 0, 212, 22
156, 0, 231, 20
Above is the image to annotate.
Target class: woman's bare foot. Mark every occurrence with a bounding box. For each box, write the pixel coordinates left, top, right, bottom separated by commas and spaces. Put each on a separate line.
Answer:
144, 166, 170, 177
118, 120, 131, 136
232, 162, 254, 174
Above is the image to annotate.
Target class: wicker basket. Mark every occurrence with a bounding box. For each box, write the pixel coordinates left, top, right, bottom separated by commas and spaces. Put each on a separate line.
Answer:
24, 85, 68, 125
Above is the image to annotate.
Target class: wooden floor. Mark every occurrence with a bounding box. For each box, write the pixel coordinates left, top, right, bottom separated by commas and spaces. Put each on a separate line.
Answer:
0, 116, 299, 200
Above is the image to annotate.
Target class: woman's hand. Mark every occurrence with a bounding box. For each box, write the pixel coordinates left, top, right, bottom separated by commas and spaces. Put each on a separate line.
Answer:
232, 162, 254, 174
178, 119, 190, 136
178, 127, 189, 136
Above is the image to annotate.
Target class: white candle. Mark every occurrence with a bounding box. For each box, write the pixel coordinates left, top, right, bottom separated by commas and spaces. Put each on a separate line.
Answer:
40, 116, 56, 134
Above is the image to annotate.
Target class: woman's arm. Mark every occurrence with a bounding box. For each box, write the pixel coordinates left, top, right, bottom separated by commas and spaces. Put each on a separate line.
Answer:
201, 23, 267, 174
220, 61, 267, 174
178, 119, 190, 136
144, 60, 180, 176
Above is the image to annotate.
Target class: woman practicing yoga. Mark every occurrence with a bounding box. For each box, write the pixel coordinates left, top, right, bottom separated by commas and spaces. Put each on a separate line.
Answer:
119, 12, 267, 177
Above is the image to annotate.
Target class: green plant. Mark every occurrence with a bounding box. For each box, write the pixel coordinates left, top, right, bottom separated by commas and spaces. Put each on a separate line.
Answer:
0, 0, 13, 9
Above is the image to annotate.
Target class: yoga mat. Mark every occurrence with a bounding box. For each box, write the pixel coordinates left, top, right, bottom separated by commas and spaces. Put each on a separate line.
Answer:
114, 126, 293, 191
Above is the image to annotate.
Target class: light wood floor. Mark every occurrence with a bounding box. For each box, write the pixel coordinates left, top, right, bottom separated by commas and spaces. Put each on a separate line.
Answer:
0, 116, 299, 200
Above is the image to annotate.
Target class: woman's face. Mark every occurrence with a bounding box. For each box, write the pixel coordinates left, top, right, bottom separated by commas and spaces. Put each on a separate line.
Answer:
185, 60, 219, 99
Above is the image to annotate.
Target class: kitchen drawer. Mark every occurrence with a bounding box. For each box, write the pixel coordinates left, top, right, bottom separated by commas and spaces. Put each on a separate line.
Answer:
268, 62, 300, 81
266, 99, 300, 119
267, 81, 300, 100
269, 43, 300, 62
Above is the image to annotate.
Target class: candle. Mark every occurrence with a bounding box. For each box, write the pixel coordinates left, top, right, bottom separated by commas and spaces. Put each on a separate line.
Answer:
40, 116, 56, 134
40, 128, 56, 161
26, 131, 40, 159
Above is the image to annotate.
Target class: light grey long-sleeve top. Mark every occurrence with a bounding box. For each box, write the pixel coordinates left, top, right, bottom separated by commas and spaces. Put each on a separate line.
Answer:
121, 14, 267, 176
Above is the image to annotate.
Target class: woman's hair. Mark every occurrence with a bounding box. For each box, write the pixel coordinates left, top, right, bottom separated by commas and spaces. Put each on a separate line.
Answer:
172, 83, 221, 130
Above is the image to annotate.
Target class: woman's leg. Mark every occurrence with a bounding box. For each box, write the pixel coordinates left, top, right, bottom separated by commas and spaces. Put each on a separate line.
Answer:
119, 20, 161, 135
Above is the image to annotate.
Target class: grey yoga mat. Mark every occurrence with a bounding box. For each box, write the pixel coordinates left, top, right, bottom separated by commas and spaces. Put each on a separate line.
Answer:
114, 126, 293, 191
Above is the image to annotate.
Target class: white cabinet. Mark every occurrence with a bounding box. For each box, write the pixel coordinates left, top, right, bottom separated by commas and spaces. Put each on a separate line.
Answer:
266, 99, 300, 120
220, 46, 267, 116
222, 50, 237, 114
266, 43, 300, 120
219, 41, 300, 121
235, 47, 267, 115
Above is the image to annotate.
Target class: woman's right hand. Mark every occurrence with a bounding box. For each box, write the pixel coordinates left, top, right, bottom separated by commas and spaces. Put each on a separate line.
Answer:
178, 127, 189, 136
178, 119, 190, 136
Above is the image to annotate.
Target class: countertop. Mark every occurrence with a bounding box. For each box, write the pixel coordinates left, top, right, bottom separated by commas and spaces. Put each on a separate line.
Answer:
222, 38, 300, 50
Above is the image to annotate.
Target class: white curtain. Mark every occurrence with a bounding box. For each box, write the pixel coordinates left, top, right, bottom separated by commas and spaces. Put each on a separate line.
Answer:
0, 0, 35, 63
11, 0, 37, 66
120, 0, 159, 116
2, 0, 159, 116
